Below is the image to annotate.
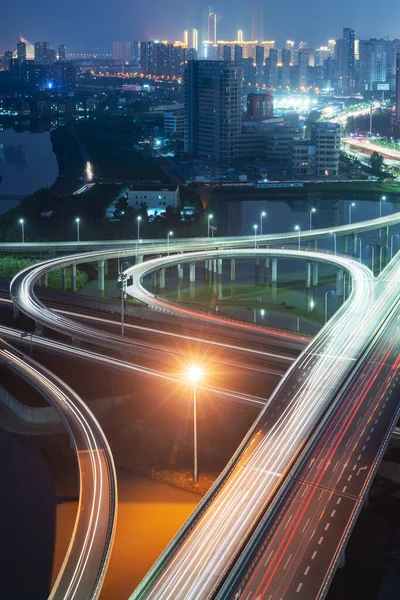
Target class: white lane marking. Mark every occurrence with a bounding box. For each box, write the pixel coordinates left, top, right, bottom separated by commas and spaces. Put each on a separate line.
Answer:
304, 566, 310, 575
264, 550, 274, 566
302, 518, 310, 533
284, 554, 293, 570
311, 551, 317, 559
284, 514, 293, 529
362, 445, 366, 451
318, 537, 324, 545
333, 460, 340, 472
357, 465, 368, 476
348, 475, 352, 481
296, 583, 303, 593
325, 522, 330, 531
331, 510, 336, 517
337, 497, 342, 505
357, 454, 362, 461
367, 436, 371, 441
342, 486, 347, 492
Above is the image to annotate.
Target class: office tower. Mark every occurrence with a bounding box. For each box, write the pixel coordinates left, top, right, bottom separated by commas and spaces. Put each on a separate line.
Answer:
255, 45, 264, 84
184, 30, 188, 45
281, 48, 291, 88
34, 41, 51, 63
247, 92, 273, 118
359, 39, 387, 90
354, 38, 360, 61
184, 60, 243, 162
140, 41, 194, 77
164, 111, 185, 138
3, 49, 13, 70
323, 57, 336, 86
112, 42, 133, 62
221, 45, 232, 61
266, 48, 278, 87
340, 28, 355, 90
299, 41, 308, 50
298, 51, 309, 87
396, 54, 400, 122
311, 122, 340, 176
328, 40, 336, 58
17, 40, 26, 63
59, 44, 66, 60
234, 44, 243, 61
187, 29, 198, 51
237, 30, 243, 43
251, 3, 264, 41
208, 12, 217, 44
316, 47, 329, 67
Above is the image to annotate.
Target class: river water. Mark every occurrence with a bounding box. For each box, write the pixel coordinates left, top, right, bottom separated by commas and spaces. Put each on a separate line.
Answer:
0, 128, 59, 206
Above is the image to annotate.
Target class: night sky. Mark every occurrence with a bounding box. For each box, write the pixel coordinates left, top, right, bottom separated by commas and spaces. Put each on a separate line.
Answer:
1, 0, 400, 52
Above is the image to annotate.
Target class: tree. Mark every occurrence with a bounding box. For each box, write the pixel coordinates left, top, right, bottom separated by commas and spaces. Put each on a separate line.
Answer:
370, 151, 384, 175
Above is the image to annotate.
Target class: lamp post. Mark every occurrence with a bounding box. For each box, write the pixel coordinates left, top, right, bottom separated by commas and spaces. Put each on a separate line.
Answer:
119, 271, 127, 337
207, 214, 213, 238
75, 218, 80, 243
330, 230, 337, 255
135, 239, 142, 262
355, 236, 362, 262
380, 195, 386, 218
167, 231, 173, 256
19, 219, 25, 243
348, 202, 356, 224
260, 211, 266, 236
309, 207, 316, 230
295, 225, 301, 250
390, 233, 399, 259
325, 290, 335, 323
379, 245, 387, 273
253, 224, 258, 249
187, 366, 202, 484
366, 244, 375, 274
137, 215, 142, 241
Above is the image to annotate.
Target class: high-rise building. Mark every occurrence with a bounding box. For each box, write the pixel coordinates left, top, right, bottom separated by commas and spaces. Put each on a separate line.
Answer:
281, 48, 291, 88
339, 28, 355, 90
251, 3, 264, 41
247, 93, 273, 118
255, 46, 264, 84
237, 30, 243, 43
316, 47, 330, 67
187, 29, 198, 51
140, 41, 195, 77
266, 48, 278, 87
58, 45, 66, 60
17, 40, 26, 63
34, 42, 51, 64
184, 60, 243, 162
234, 44, 243, 61
328, 40, 336, 58
298, 50, 309, 87
311, 122, 340, 176
112, 42, 133, 62
396, 54, 400, 123
359, 39, 387, 90
208, 12, 217, 44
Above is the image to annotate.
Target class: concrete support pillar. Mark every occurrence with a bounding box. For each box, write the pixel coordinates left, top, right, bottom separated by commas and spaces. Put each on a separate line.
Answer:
271, 282, 277, 303
230, 258, 236, 281
152, 271, 158, 287
314, 240, 318, 250
190, 262, 196, 283
217, 258, 222, 276
204, 261, 209, 282
213, 259, 217, 273
97, 260, 105, 292
218, 282, 223, 300
35, 321, 43, 335
177, 264, 184, 279
43, 272, 48, 288
271, 258, 278, 283
344, 235, 349, 254
62, 267, 67, 291
306, 261, 312, 288
71, 263, 77, 292
137, 254, 144, 264
307, 241, 312, 250
190, 282, 196, 299
336, 269, 344, 297
208, 259, 213, 273
312, 261, 319, 287
159, 268, 165, 289
352, 232, 357, 256
265, 258, 269, 285
104, 259, 108, 277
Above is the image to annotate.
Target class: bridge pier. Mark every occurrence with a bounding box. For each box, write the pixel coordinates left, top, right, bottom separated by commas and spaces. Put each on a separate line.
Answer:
265, 258, 269, 285
152, 271, 158, 288
217, 258, 223, 276
71, 263, 77, 292
62, 267, 67, 291
177, 264, 184, 279
271, 258, 278, 284
352, 232, 357, 257
204, 261, 209, 282
43, 272, 48, 288
312, 261, 319, 286
97, 260, 105, 292
159, 268, 165, 289
344, 235, 349, 254
104, 259, 108, 277
190, 262, 196, 283
306, 261, 312, 288
230, 258, 236, 281
336, 269, 344, 297
137, 254, 144, 264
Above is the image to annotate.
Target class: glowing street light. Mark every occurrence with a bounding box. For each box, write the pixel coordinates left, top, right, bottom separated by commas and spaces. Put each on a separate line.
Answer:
253, 224, 258, 249
309, 207, 316, 230
186, 366, 202, 484
366, 244, 375, 274
167, 230, 173, 255
295, 225, 301, 251
349, 202, 356, 224
75, 218, 80, 243
19, 219, 25, 243
380, 196, 386, 218
207, 214, 213, 238
137, 215, 142, 240
260, 211, 267, 235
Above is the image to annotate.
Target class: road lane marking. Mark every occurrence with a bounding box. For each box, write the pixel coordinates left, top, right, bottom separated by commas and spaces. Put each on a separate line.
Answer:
318, 537, 324, 545
284, 514, 293, 529
311, 551, 317, 559
304, 566, 310, 575
331, 510, 336, 517
302, 518, 311, 532
296, 583, 303, 593
325, 522, 330, 531
284, 554, 293, 570
357, 465, 368, 476
264, 550, 274, 566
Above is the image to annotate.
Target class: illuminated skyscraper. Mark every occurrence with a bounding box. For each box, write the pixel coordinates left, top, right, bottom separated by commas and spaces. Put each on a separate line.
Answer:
187, 29, 198, 51
251, 3, 264, 41
59, 45, 66, 60
208, 12, 217, 44
396, 54, 400, 122
237, 30, 243, 43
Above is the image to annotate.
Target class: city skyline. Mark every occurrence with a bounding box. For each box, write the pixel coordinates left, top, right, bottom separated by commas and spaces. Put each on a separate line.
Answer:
1, 0, 400, 53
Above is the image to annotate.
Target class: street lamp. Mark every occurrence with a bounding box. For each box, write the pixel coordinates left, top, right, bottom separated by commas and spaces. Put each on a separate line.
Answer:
366, 244, 375, 274
324, 290, 335, 323
295, 225, 301, 251
75, 217, 80, 243
380, 195, 386, 218
309, 207, 316, 230
207, 214, 213, 238
380, 245, 387, 273
390, 233, 399, 259
355, 236, 362, 262
253, 224, 258, 249
135, 239, 142, 262
187, 366, 202, 484
330, 230, 337, 255
119, 271, 127, 336
167, 230, 173, 255
260, 211, 267, 235
348, 202, 356, 224
19, 219, 25, 243
137, 215, 142, 240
